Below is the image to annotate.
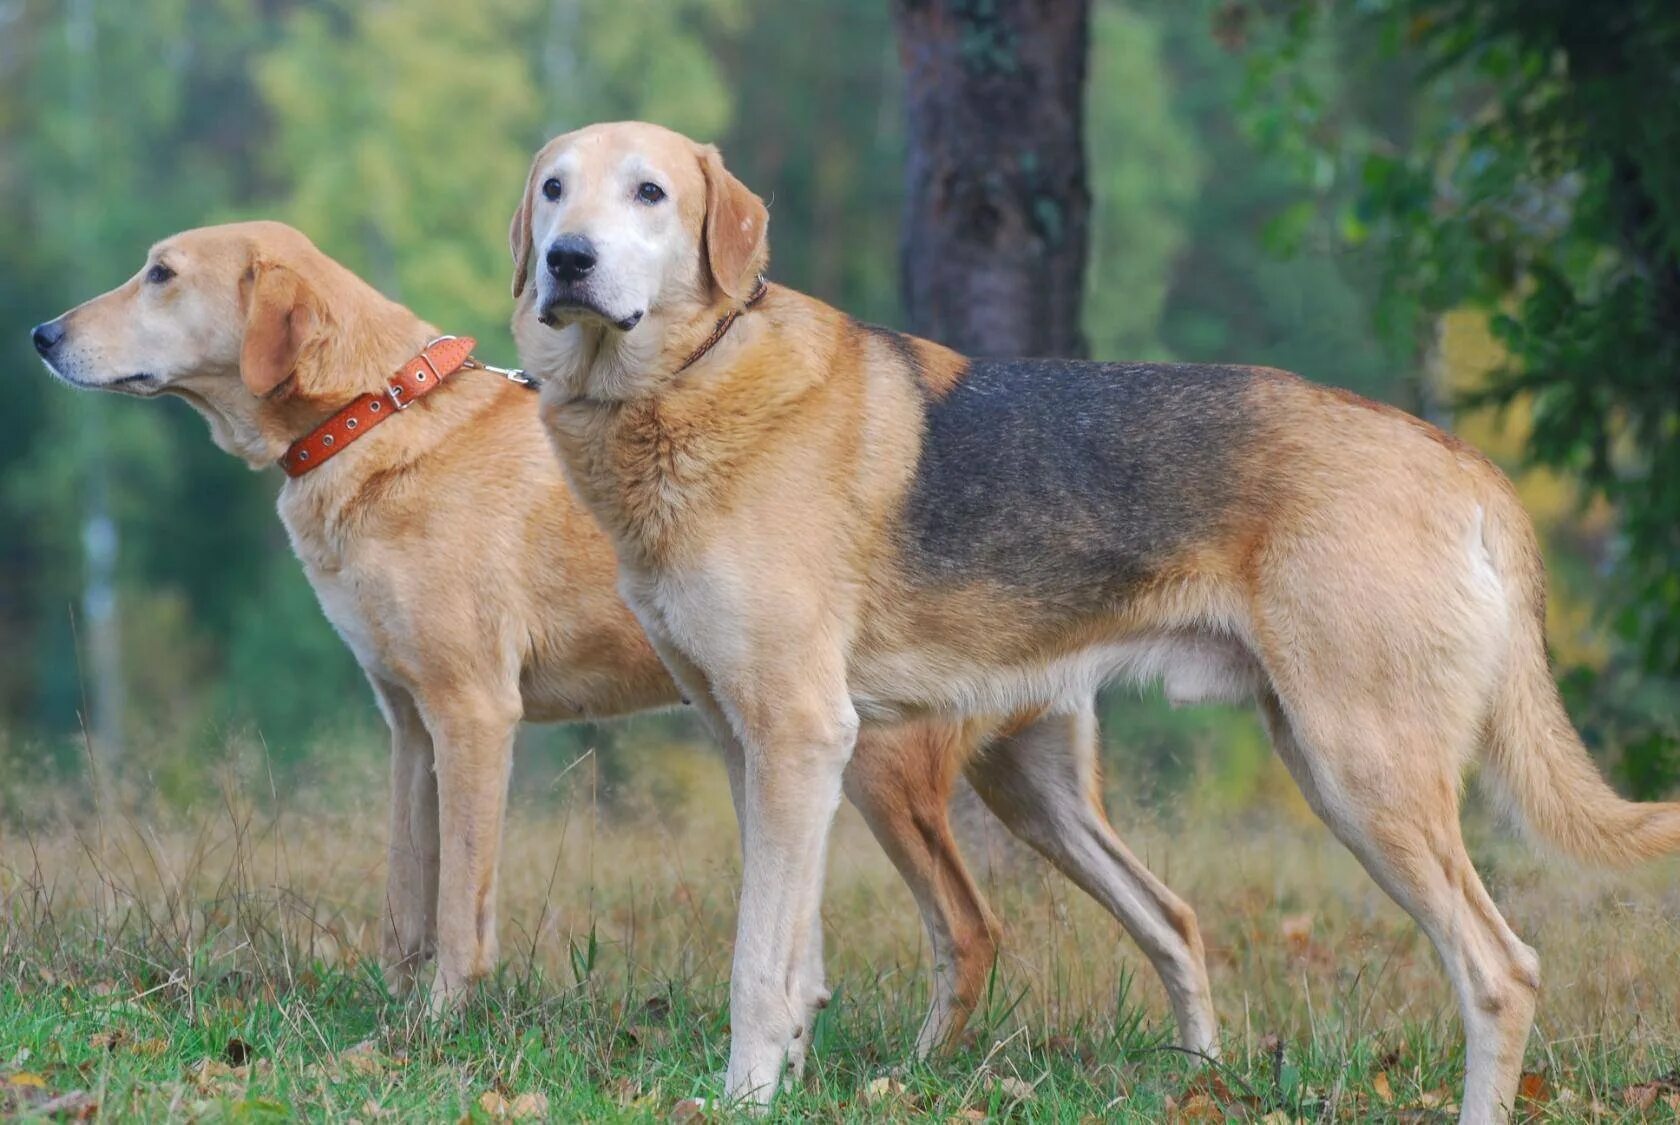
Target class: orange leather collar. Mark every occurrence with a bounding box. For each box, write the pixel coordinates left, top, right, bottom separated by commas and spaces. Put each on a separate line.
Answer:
280, 335, 477, 478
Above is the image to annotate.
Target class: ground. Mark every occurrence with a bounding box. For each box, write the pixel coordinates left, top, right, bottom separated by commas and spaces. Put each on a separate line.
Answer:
1, 733, 1677, 1121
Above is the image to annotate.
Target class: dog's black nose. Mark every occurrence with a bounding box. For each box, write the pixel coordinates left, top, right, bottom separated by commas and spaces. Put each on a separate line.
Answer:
31, 320, 64, 356
546, 235, 597, 283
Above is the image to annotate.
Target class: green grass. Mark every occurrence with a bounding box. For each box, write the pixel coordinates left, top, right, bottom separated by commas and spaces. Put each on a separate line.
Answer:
3, 957, 1677, 1121
2, 744, 1678, 1120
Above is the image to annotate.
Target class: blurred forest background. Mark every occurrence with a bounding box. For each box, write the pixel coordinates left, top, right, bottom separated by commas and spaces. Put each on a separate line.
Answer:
0, 0, 1674, 811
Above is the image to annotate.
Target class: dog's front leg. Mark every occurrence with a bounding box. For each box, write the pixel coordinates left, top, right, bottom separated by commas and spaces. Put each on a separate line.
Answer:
638, 628, 833, 1085
371, 679, 440, 993
416, 687, 520, 1009
722, 682, 859, 1106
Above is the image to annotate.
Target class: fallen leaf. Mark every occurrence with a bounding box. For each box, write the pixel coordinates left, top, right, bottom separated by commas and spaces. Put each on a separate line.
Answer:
610, 1077, 664, 1108
1183, 1071, 1235, 1103
89, 1029, 129, 1052
1279, 912, 1313, 955
188, 1058, 239, 1091
989, 1074, 1037, 1101
1372, 1069, 1393, 1103
38, 1090, 97, 1119
338, 1040, 388, 1078
1625, 1084, 1660, 1112
477, 1090, 510, 1118
669, 1097, 707, 1123
135, 1038, 169, 1058
628, 1024, 671, 1048
1168, 1091, 1224, 1121
7, 1074, 47, 1089
865, 1075, 905, 1104
1517, 1071, 1549, 1110
223, 1037, 254, 1067
508, 1092, 549, 1120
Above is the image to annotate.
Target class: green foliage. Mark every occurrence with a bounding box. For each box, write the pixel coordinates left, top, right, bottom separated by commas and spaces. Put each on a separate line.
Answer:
1083, 3, 1202, 360
1237, 0, 1680, 792
1, 0, 283, 740
256, 0, 544, 350
715, 1, 903, 321
1144, 0, 1417, 396
257, 0, 739, 356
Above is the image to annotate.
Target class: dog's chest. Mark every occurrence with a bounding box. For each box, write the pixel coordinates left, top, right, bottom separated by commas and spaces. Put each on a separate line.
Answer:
285, 531, 396, 676
279, 505, 396, 677
310, 572, 390, 673
558, 403, 730, 570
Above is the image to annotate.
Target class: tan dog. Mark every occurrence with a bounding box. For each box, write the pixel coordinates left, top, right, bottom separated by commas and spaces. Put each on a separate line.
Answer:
30, 221, 1217, 1069
512, 122, 1680, 1118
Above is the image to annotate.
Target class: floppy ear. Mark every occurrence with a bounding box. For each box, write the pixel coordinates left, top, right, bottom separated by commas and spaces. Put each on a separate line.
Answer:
508, 155, 541, 300
698, 144, 768, 302
240, 259, 317, 399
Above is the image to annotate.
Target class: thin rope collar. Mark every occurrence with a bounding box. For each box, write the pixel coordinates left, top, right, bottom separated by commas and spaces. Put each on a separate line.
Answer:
672, 276, 769, 375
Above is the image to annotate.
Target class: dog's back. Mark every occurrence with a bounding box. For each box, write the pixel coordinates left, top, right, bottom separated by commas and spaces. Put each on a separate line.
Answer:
900, 358, 1270, 608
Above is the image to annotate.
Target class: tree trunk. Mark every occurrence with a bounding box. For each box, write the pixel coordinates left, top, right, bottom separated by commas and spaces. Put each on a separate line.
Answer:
893, 1, 1094, 866
892, 0, 1093, 357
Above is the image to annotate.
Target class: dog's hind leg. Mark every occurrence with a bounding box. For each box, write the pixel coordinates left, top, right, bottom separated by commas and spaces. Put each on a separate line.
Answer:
965, 702, 1220, 1059
372, 679, 440, 994
846, 721, 1001, 1058
1257, 688, 1538, 1125
1251, 497, 1546, 1123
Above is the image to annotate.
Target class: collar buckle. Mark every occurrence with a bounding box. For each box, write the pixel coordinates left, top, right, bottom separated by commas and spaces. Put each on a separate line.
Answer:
281, 333, 477, 478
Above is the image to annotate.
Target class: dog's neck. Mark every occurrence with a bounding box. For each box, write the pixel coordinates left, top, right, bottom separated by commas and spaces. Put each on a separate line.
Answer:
531, 318, 669, 404
169, 288, 436, 470
520, 286, 765, 406
535, 287, 824, 568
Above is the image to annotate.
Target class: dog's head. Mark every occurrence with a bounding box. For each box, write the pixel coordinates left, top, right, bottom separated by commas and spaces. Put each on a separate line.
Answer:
509, 122, 768, 396
29, 221, 363, 464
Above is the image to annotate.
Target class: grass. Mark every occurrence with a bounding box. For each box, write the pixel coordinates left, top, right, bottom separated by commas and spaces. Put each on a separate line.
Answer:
2, 732, 1678, 1121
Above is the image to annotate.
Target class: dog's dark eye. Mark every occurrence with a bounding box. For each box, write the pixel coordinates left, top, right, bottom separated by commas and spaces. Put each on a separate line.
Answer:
636, 182, 666, 204
146, 263, 174, 285
541, 178, 563, 202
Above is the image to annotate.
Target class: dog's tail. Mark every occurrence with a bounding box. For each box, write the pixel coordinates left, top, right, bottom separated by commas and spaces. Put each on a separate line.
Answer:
1479, 480, 1680, 867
